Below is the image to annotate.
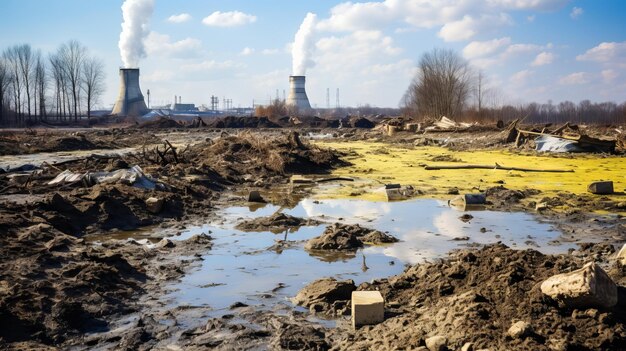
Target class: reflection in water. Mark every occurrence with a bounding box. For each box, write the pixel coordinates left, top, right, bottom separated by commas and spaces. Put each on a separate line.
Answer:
152, 197, 572, 329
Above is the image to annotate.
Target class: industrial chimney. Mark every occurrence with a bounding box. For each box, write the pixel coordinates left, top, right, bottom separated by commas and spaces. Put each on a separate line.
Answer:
112, 68, 149, 117
286, 75, 311, 110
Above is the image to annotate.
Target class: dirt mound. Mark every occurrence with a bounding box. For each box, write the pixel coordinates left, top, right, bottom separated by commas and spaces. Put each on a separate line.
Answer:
190, 131, 346, 183
305, 223, 398, 251
293, 278, 356, 316
209, 116, 281, 128
235, 212, 320, 233
349, 117, 375, 129
319, 243, 626, 351
137, 117, 183, 129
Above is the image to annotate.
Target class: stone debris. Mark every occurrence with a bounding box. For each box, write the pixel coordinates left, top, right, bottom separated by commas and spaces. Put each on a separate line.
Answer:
293, 278, 356, 316
145, 197, 164, 214
540, 262, 618, 309
425, 335, 448, 351
507, 321, 532, 339
351, 291, 384, 329
587, 181, 614, 195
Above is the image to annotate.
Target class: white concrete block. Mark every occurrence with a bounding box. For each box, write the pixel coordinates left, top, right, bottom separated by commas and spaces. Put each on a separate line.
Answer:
351, 291, 384, 329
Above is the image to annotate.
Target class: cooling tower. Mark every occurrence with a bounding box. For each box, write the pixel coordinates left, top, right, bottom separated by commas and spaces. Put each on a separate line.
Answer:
286, 76, 311, 110
112, 68, 149, 117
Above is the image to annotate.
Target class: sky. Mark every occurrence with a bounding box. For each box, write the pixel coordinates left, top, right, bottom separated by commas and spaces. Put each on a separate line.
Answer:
1, 0, 625, 110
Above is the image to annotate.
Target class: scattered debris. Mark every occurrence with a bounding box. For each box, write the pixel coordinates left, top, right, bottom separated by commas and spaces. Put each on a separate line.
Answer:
248, 190, 266, 203
351, 291, 385, 329
587, 181, 614, 195
540, 262, 618, 309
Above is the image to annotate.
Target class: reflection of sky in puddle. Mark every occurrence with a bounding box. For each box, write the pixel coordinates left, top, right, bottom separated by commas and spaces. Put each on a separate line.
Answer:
164, 197, 573, 325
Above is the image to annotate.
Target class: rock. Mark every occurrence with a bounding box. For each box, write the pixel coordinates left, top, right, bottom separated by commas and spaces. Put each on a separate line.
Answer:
145, 197, 164, 214
461, 342, 474, 351
616, 244, 626, 266
351, 291, 384, 329
248, 190, 266, 203
156, 238, 175, 249
616, 202, 626, 209
587, 181, 614, 195
425, 335, 448, 351
507, 321, 532, 339
293, 278, 356, 309
535, 202, 549, 211
540, 262, 618, 309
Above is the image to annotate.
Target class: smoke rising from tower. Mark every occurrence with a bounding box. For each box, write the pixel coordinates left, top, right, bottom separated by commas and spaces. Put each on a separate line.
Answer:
291, 12, 317, 76
119, 0, 154, 68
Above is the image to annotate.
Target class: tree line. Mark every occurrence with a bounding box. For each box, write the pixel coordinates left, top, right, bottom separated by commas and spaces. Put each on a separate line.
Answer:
0, 41, 105, 127
402, 48, 626, 125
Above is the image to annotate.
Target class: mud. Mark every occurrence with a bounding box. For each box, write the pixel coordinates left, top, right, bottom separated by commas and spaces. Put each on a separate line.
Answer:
2, 123, 626, 350
305, 223, 399, 251
235, 212, 320, 233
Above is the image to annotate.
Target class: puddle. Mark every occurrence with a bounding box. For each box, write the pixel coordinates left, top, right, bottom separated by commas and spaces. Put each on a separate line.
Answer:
141, 197, 574, 331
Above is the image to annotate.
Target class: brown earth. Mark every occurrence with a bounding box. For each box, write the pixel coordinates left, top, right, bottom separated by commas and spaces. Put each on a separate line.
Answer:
1, 123, 626, 349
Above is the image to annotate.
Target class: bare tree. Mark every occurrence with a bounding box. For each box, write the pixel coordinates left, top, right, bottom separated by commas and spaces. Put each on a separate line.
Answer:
82, 56, 105, 119
16, 44, 35, 121
34, 50, 47, 120
58, 40, 86, 121
403, 48, 473, 120
0, 56, 12, 124
4, 47, 23, 124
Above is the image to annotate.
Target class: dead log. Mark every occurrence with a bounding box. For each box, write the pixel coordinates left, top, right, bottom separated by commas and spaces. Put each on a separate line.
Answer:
424, 163, 574, 173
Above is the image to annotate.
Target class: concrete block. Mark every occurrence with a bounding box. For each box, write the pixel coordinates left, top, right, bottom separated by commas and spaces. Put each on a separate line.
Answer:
588, 181, 614, 195
351, 291, 384, 329
540, 262, 617, 309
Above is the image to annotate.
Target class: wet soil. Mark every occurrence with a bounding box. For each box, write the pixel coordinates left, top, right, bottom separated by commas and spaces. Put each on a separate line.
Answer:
1, 125, 625, 349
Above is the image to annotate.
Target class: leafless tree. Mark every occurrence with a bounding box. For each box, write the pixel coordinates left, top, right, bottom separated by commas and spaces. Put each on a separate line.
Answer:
16, 44, 35, 121
403, 48, 473, 120
82, 56, 105, 119
58, 40, 86, 121
33, 50, 47, 119
4, 47, 23, 124
0, 56, 12, 124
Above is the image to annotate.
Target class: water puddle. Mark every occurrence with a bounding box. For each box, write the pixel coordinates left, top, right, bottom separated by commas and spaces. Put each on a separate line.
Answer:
145, 197, 574, 330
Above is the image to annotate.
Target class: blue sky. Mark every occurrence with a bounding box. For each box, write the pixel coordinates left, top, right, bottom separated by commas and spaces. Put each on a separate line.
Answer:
1, 0, 625, 109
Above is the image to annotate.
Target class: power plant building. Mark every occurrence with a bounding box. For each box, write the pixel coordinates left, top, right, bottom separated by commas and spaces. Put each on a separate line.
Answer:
112, 68, 149, 117
286, 75, 311, 110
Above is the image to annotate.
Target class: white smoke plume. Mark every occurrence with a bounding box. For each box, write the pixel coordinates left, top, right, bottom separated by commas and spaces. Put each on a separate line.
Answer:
292, 12, 317, 76
119, 0, 154, 68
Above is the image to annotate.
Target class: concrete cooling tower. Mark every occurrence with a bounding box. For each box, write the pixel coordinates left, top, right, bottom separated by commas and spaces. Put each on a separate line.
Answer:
112, 68, 149, 117
286, 75, 311, 110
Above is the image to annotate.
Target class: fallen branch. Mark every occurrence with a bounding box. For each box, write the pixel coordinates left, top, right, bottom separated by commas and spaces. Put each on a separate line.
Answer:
424, 163, 574, 173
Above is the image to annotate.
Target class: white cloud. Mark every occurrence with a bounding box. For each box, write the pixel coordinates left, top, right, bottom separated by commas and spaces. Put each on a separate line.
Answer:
510, 69, 533, 84
361, 59, 415, 76
167, 13, 191, 23
488, 0, 570, 11
438, 13, 513, 42
181, 60, 244, 72
559, 72, 588, 85
144, 32, 201, 56
239, 47, 254, 56
577, 41, 626, 63
463, 37, 511, 59
527, 15, 536, 22
261, 49, 280, 55
531, 51, 555, 66
143, 70, 175, 82
570, 7, 583, 19
202, 11, 257, 27
601, 69, 618, 83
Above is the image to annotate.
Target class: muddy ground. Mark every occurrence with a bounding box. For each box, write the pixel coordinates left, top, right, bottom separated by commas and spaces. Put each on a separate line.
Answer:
1, 120, 625, 350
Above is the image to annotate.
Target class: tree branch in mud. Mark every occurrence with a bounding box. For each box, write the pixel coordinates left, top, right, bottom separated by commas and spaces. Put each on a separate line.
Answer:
423, 163, 574, 173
